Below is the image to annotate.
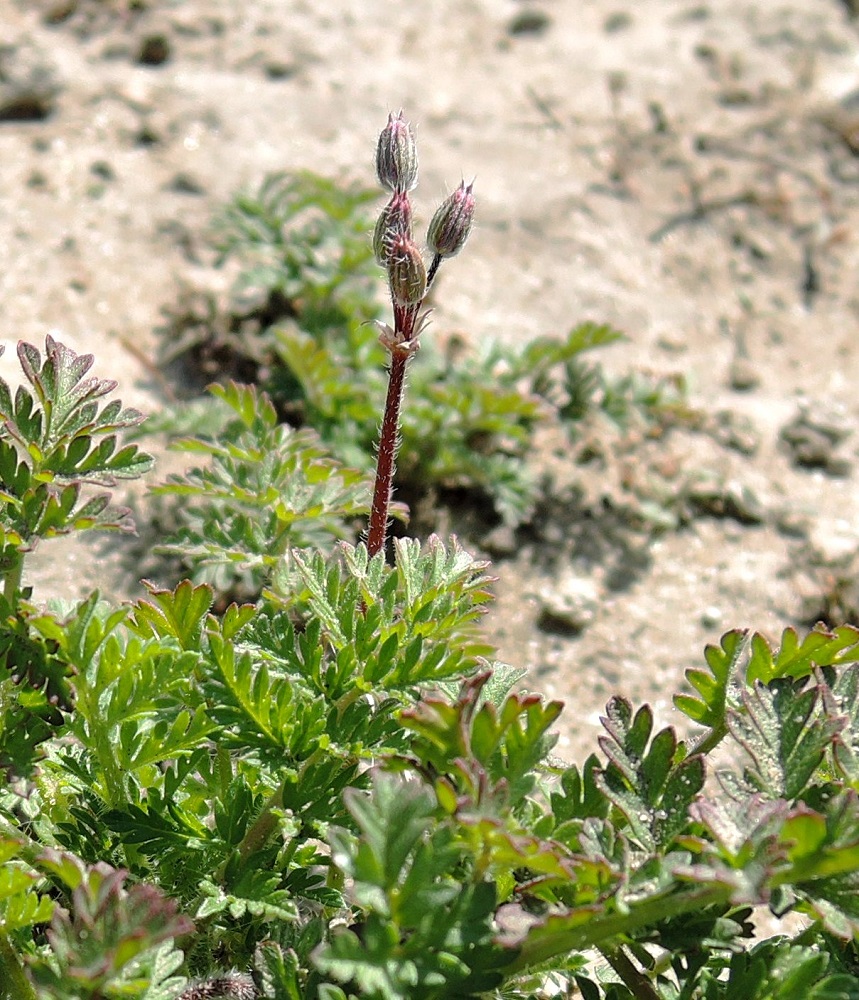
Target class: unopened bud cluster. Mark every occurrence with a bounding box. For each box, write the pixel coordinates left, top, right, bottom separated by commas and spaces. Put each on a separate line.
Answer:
373, 111, 475, 337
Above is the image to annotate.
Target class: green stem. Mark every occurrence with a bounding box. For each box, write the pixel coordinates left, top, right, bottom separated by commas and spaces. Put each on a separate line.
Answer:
601, 946, 661, 1000
3, 553, 24, 607
688, 721, 728, 758
0, 932, 36, 1000
505, 885, 731, 974
233, 745, 327, 867
237, 782, 284, 866
334, 684, 365, 720
216, 743, 233, 797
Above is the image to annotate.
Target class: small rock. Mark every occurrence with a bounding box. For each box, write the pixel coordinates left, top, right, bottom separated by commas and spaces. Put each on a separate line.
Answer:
604, 12, 633, 33
819, 89, 859, 153
687, 478, 766, 525
808, 520, 859, 566
781, 401, 853, 475
42, 0, 77, 25
728, 355, 760, 391
774, 508, 811, 539
483, 524, 518, 558
536, 574, 600, 636
137, 33, 172, 67
168, 172, 205, 195
507, 10, 551, 36
90, 160, 115, 181
264, 60, 297, 80
710, 410, 760, 456
792, 528, 859, 626
135, 118, 163, 146
700, 605, 722, 629
0, 40, 60, 122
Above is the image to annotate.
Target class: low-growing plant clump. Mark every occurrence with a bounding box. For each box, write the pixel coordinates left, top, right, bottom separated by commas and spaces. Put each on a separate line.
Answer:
0, 114, 858, 1000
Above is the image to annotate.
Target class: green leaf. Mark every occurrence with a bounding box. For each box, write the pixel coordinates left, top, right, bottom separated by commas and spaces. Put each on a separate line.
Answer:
119, 706, 216, 771
675, 629, 749, 732
518, 321, 626, 376
153, 382, 377, 591
323, 775, 505, 997
28, 592, 129, 672
729, 678, 843, 801
205, 631, 326, 756
128, 579, 214, 651
550, 755, 610, 827
27, 861, 193, 997
595, 696, 704, 851
0, 337, 152, 552
828, 665, 859, 787
698, 938, 859, 999
402, 672, 562, 811
786, 791, 859, 940
748, 625, 859, 685
335, 778, 439, 901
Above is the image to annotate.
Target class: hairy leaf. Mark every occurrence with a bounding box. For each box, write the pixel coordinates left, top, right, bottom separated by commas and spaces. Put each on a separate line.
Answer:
729, 678, 843, 801
595, 697, 704, 852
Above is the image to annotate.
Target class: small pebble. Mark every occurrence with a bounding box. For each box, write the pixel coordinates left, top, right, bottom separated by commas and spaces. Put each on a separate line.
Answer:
168, 172, 205, 195
728, 355, 760, 392
536, 575, 600, 636
781, 402, 853, 475
0, 40, 60, 122
508, 10, 551, 36
483, 524, 518, 558
700, 605, 722, 629
138, 33, 172, 66
774, 509, 810, 540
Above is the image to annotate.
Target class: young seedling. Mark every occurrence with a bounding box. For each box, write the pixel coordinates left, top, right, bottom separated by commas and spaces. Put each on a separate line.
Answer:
366, 111, 475, 557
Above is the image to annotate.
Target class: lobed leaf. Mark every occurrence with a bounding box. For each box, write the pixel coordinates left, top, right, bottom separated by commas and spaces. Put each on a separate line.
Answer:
595, 696, 704, 852
748, 624, 859, 685
729, 678, 843, 801
674, 628, 749, 732
128, 579, 214, 652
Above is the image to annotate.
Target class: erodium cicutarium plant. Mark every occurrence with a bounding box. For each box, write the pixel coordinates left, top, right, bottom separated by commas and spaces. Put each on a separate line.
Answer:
366, 111, 475, 558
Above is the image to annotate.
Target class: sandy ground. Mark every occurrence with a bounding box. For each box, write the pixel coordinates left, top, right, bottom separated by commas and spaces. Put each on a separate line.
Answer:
4, 0, 859, 761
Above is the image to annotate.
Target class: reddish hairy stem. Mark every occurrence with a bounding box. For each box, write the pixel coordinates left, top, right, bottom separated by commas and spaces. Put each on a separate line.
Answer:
367, 303, 419, 558
367, 350, 409, 558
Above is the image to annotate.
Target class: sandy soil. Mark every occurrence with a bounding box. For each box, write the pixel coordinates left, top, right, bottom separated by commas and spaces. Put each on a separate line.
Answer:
4, 0, 859, 762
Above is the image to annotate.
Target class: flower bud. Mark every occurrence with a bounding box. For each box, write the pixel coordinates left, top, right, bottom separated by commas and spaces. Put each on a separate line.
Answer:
375, 110, 418, 192
387, 234, 427, 306
427, 180, 475, 259
372, 191, 413, 266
